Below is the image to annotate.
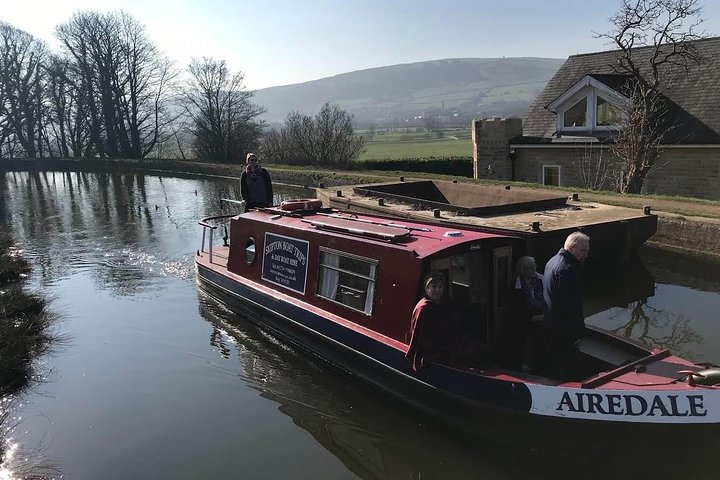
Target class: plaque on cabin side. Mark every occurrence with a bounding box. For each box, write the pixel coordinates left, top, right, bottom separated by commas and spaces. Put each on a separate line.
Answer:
262, 232, 309, 295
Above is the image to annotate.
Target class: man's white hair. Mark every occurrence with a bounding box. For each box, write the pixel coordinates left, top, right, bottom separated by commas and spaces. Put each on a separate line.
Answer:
564, 231, 589, 250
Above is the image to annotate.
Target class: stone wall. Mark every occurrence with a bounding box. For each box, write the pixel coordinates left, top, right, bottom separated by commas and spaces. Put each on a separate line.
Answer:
643, 148, 720, 199
471, 117, 720, 199
511, 145, 720, 200
472, 118, 522, 180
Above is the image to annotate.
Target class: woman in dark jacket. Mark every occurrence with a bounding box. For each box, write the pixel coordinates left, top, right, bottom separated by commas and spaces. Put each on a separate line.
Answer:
240, 153, 273, 208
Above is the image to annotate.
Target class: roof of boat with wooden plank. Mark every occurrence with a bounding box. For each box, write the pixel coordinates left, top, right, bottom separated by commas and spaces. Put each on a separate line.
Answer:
316, 180, 655, 235
241, 208, 507, 259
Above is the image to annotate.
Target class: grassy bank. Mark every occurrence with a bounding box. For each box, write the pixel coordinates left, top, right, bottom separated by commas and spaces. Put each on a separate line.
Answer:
0, 232, 57, 394
1, 231, 60, 478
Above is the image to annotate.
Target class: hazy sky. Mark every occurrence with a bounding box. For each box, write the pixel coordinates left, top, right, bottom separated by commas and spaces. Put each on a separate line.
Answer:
3, 0, 719, 90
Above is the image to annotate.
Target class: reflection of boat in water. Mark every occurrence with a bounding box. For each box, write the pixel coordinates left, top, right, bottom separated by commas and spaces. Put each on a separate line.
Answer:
197, 293, 520, 480
194, 201, 720, 452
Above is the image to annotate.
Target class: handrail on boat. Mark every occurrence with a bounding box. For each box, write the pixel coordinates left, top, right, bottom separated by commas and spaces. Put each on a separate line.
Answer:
198, 214, 237, 264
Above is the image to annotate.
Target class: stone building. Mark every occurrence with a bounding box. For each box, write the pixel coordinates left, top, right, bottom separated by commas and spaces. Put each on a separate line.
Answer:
473, 37, 720, 200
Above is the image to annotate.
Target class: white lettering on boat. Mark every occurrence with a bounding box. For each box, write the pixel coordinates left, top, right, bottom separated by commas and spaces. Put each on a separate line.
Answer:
262, 233, 310, 295
527, 385, 720, 424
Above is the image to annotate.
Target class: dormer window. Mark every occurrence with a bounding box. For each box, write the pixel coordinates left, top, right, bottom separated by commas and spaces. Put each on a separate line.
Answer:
564, 98, 587, 127
548, 75, 628, 134
596, 96, 621, 126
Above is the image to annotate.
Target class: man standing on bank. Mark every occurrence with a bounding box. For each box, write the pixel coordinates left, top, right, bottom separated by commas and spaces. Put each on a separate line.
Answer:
240, 153, 273, 208
542, 231, 590, 379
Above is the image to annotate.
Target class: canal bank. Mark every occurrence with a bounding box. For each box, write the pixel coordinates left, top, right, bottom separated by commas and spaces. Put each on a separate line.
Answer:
2, 157, 720, 257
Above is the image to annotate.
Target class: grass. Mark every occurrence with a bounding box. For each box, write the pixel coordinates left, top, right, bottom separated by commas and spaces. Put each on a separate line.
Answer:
359, 127, 473, 159
1, 231, 63, 478
0, 232, 59, 394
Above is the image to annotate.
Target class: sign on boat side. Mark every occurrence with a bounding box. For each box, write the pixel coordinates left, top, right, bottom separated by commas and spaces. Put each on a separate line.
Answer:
527, 384, 720, 423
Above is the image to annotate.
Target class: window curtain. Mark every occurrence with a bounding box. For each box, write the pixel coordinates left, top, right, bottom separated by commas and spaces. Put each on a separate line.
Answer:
319, 253, 340, 300
363, 263, 377, 314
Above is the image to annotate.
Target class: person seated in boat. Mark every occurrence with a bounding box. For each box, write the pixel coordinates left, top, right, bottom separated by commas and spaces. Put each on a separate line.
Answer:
405, 271, 485, 371
504, 256, 547, 371
542, 232, 590, 380
240, 153, 273, 208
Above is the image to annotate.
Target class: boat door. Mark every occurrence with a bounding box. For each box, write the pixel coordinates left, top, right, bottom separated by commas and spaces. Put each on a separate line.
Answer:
491, 246, 513, 342
430, 251, 489, 341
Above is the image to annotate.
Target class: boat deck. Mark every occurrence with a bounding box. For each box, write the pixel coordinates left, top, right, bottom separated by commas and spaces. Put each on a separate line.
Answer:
199, 244, 229, 268
319, 185, 650, 232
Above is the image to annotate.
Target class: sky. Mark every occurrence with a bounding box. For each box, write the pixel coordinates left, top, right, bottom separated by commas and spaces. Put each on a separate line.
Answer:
2, 0, 720, 90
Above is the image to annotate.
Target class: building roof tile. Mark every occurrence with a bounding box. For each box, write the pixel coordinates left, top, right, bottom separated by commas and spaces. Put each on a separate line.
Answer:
523, 37, 720, 144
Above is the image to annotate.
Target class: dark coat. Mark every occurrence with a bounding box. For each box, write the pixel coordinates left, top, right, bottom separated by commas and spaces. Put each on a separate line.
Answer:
240, 168, 273, 208
542, 248, 584, 342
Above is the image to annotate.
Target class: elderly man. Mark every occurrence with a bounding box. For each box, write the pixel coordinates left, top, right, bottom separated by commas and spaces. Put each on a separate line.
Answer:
542, 231, 590, 379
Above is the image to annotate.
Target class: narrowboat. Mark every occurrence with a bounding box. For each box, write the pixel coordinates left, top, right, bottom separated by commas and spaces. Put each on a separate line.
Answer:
195, 200, 720, 447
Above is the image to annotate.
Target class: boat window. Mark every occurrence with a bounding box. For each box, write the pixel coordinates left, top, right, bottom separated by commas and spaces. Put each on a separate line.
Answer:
317, 248, 377, 315
245, 238, 256, 265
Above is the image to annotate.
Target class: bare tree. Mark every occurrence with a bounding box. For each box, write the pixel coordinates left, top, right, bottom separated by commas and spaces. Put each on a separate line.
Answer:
597, 0, 706, 193
183, 57, 264, 163
0, 22, 49, 158
261, 103, 364, 167
572, 142, 621, 190
55, 10, 177, 158
45, 54, 94, 157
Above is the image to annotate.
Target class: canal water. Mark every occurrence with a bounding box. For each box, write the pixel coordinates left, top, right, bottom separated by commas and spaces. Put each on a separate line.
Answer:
1, 171, 719, 479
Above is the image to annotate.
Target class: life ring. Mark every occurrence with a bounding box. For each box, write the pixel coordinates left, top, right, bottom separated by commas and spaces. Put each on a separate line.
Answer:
280, 198, 323, 211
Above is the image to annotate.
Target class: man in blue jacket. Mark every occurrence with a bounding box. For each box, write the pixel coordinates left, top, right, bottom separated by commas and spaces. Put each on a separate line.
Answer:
542, 231, 590, 379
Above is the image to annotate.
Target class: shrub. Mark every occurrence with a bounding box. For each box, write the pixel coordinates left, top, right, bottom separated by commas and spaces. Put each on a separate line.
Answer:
356, 156, 473, 177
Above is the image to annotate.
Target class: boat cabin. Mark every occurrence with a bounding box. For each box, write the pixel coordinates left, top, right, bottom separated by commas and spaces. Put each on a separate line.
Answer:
225, 207, 525, 346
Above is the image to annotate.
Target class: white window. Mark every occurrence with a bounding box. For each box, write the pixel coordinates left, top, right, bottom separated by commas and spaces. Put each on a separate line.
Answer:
543, 165, 561, 186
317, 248, 377, 315
564, 97, 587, 127
596, 96, 621, 126
549, 76, 627, 134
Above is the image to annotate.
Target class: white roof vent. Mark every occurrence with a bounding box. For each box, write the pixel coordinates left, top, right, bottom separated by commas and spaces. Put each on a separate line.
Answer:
444, 231, 463, 237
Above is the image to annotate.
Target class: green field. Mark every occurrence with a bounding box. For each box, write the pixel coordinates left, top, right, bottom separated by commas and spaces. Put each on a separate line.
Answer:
359, 127, 473, 160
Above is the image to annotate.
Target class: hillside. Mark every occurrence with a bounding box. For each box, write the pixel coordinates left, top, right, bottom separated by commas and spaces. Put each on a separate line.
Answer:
253, 57, 565, 125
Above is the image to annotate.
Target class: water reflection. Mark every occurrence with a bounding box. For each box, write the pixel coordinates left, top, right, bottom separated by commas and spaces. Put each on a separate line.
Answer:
197, 291, 551, 480
1, 171, 719, 479
583, 257, 704, 359
196, 291, 720, 480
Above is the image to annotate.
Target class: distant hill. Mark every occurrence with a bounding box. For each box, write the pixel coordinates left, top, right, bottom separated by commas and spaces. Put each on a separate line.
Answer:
253, 57, 565, 126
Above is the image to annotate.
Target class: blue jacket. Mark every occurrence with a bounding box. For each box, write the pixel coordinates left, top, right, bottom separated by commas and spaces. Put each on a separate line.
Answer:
542, 248, 584, 339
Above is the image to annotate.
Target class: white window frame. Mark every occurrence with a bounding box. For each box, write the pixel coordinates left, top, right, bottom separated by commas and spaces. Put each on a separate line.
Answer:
548, 76, 628, 134
316, 247, 377, 316
542, 165, 561, 186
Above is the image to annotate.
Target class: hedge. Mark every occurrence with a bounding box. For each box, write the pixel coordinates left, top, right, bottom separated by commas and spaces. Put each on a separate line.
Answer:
356, 156, 473, 177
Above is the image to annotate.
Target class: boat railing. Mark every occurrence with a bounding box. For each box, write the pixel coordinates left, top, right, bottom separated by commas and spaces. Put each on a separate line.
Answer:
199, 214, 236, 264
